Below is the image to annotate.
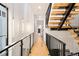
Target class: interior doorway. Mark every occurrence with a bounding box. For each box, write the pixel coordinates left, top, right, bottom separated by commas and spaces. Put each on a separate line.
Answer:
34, 15, 44, 42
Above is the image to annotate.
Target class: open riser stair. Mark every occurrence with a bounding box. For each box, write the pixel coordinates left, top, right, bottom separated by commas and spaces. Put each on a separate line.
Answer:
48, 3, 79, 30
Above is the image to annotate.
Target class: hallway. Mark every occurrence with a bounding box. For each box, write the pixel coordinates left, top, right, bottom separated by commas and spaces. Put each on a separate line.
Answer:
0, 3, 79, 56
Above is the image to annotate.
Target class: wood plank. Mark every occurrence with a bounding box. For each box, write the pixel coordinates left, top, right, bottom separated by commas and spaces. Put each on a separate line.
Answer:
75, 37, 79, 40
48, 22, 71, 24
75, 3, 79, 6
51, 11, 65, 15
48, 26, 71, 28
70, 11, 79, 14
52, 3, 79, 9
52, 3, 69, 9
49, 17, 73, 20
51, 10, 79, 15
68, 29, 78, 38
68, 29, 79, 45
75, 39, 79, 43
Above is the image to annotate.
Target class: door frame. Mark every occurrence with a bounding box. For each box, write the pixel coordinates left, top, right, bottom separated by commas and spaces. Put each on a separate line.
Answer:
0, 3, 9, 56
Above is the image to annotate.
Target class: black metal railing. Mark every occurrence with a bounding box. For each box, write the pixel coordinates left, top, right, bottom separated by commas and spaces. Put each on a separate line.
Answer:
45, 3, 52, 27
68, 52, 79, 56
0, 33, 34, 56
46, 33, 66, 56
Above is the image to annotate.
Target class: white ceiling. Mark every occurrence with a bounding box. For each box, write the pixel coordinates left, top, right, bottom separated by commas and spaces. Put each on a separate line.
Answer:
3, 3, 49, 15
30, 3, 49, 16
3, 3, 49, 18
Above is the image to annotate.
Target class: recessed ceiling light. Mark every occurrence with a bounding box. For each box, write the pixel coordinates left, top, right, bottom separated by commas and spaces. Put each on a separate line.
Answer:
38, 6, 41, 10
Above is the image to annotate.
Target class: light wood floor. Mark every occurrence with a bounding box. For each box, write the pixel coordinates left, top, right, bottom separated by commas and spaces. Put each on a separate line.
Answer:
29, 35, 49, 56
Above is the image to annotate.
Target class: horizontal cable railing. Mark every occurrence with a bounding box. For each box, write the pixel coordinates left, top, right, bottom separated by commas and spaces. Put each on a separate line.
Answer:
0, 32, 34, 56
46, 33, 66, 56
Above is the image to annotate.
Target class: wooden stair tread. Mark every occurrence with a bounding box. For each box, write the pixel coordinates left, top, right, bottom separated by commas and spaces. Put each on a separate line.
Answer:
48, 26, 71, 28
53, 3, 69, 6
68, 29, 79, 46
75, 39, 79, 42
52, 3, 79, 9
68, 29, 78, 38
75, 3, 79, 6
51, 11, 66, 15
76, 37, 79, 40
48, 22, 71, 24
49, 17, 73, 20
70, 11, 79, 14
52, 3, 69, 9
51, 11, 79, 15
74, 39, 79, 44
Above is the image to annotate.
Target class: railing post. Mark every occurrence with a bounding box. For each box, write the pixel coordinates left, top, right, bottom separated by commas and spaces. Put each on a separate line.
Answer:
6, 49, 8, 56
20, 40, 23, 56
63, 44, 66, 56
6, 38, 8, 56
29, 34, 31, 53
33, 33, 34, 44
78, 53, 79, 56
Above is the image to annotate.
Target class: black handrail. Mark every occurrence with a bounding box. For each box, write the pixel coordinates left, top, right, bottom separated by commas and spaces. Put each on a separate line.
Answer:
58, 3, 75, 30
45, 3, 52, 27
46, 33, 66, 56
68, 52, 79, 56
0, 32, 34, 56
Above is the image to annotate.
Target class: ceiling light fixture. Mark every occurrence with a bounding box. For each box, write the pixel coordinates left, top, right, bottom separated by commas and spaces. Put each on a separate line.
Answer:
38, 6, 41, 10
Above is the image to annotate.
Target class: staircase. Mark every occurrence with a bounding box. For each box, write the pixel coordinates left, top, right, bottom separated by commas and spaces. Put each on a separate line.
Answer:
48, 3, 79, 30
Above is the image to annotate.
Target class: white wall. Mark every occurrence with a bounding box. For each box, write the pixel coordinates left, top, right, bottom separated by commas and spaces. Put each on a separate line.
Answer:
2, 3, 48, 56
2, 3, 14, 56
70, 14, 79, 27
24, 4, 34, 35
2, 3, 25, 56
2, 3, 34, 56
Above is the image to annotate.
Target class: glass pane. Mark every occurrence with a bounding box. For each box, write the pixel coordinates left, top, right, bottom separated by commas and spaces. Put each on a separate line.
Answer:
0, 5, 7, 56
12, 42, 21, 56
46, 34, 65, 56
23, 36, 30, 56
0, 36, 7, 56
